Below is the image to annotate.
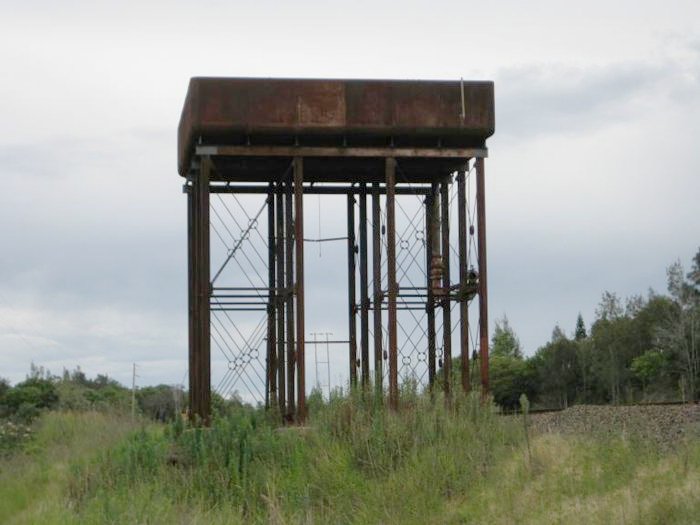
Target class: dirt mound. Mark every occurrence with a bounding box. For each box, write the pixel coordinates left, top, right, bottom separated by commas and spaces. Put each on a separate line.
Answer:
529, 404, 700, 447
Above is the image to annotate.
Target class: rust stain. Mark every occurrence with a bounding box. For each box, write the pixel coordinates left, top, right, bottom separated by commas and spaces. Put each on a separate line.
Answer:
178, 77, 494, 175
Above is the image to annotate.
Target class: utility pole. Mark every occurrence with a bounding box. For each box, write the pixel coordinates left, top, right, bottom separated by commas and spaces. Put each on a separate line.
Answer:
131, 363, 138, 420
172, 384, 182, 416
325, 332, 332, 398
311, 331, 333, 398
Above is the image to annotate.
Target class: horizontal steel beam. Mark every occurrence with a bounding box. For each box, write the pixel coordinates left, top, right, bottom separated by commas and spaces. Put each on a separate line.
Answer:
211, 307, 267, 312
196, 145, 487, 159
198, 184, 433, 195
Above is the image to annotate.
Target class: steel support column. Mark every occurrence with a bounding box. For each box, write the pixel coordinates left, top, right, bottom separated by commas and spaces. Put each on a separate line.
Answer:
200, 158, 211, 423
347, 194, 358, 387
425, 188, 437, 390
285, 173, 296, 420
385, 158, 398, 409
189, 155, 211, 424
476, 158, 489, 395
371, 182, 383, 396
457, 169, 471, 393
187, 170, 195, 419
267, 184, 276, 408
276, 182, 286, 413
294, 157, 307, 420
359, 184, 370, 388
440, 178, 452, 399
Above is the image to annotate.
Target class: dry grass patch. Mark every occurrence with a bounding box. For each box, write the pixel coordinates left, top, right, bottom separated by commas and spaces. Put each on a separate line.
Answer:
449, 430, 700, 525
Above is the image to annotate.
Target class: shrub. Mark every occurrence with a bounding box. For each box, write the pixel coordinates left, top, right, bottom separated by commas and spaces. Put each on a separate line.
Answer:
4, 377, 58, 412
491, 355, 537, 410
0, 419, 32, 456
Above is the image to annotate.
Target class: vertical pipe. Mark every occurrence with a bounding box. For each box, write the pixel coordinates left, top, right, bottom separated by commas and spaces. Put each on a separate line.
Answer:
476, 157, 489, 395
440, 177, 452, 400
294, 157, 307, 421
385, 158, 398, 410
187, 178, 196, 420
347, 194, 358, 387
276, 181, 286, 414
267, 183, 276, 409
430, 184, 442, 298
372, 181, 383, 397
457, 168, 471, 393
197, 156, 211, 423
285, 173, 296, 420
191, 172, 201, 422
425, 190, 436, 390
359, 184, 370, 388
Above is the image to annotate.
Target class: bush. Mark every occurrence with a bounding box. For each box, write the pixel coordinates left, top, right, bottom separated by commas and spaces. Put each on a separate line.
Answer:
0, 419, 33, 456
137, 385, 183, 422
4, 378, 58, 412
56, 382, 92, 411
631, 350, 667, 388
490, 355, 537, 410
14, 402, 41, 424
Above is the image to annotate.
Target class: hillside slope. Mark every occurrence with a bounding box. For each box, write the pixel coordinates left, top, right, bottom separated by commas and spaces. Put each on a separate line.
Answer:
1, 397, 699, 524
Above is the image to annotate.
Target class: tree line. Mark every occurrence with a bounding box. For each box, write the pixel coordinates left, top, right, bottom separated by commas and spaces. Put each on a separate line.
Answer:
2, 248, 698, 420
488, 248, 700, 409
0, 365, 190, 424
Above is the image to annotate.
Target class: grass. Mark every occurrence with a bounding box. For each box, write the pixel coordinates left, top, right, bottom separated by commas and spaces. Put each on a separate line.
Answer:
0, 411, 142, 524
450, 433, 700, 524
1, 390, 699, 524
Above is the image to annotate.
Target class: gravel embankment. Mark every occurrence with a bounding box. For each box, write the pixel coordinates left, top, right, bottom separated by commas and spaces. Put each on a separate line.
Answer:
528, 404, 700, 447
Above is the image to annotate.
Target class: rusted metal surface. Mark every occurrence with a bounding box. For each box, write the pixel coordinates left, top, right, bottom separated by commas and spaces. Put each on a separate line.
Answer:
425, 189, 437, 390
183, 78, 493, 422
267, 185, 276, 409
209, 184, 433, 195
359, 185, 370, 388
197, 145, 488, 158
285, 174, 296, 421
457, 170, 471, 393
347, 195, 358, 387
386, 158, 398, 410
179, 78, 495, 175
440, 179, 452, 399
187, 168, 195, 419
206, 156, 474, 185
372, 183, 383, 396
276, 183, 286, 412
200, 158, 212, 424
188, 156, 211, 424
476, 158, 489, 395
294, 157, 306, 421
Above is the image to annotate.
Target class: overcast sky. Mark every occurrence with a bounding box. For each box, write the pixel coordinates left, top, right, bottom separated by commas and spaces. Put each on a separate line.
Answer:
1, 1, 698, 394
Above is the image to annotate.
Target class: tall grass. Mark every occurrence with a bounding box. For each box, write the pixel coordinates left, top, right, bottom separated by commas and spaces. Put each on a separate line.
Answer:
452, 432, 700, 524
67, 388, 521, 524
0, 411, 141, 524
3, 390, 699, 524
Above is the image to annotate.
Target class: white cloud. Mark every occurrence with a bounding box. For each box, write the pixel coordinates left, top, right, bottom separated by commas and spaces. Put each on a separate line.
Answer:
0, 0, 698, 391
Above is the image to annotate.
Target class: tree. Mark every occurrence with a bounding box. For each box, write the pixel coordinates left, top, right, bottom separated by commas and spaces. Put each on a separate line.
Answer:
574, 314, 587, 341
658, 260, 700, 401
491, 315, 522, 359
4, 364, 58, 413
0, 378, 9, 401
688, 247, 700, 288
575, 338, 596, 403
0, 378, 9, 417
531, 331, 579, 408
137, 385, 181, 421
631, 350, 666, 394
596, 291, 623, 321
490, 355, 536, 410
